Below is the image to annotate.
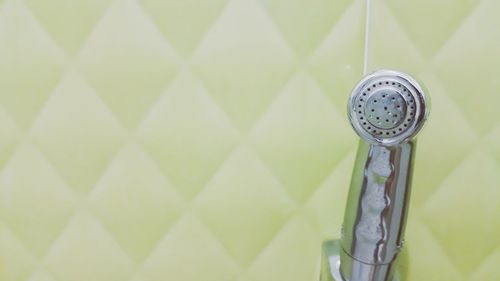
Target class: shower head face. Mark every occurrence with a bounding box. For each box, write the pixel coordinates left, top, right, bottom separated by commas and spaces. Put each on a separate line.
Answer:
348, 70, 429, 145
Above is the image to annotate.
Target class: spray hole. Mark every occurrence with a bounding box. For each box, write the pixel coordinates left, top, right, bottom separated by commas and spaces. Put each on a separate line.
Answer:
371, 109, 375, 112
384, 106, 388, 110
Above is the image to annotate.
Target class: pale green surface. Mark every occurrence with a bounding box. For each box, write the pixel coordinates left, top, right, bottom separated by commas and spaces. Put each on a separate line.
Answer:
0, 0, 498, 281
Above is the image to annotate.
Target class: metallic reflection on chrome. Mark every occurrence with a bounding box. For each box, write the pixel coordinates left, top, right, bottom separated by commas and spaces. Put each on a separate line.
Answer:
321, 70, 429, 281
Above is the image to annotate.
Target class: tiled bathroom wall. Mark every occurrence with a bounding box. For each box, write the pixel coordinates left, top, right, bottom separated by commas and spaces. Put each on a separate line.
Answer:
0, 0, 498, 280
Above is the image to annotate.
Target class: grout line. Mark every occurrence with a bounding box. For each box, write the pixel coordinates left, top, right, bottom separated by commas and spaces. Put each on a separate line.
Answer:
363, 0, 372, 75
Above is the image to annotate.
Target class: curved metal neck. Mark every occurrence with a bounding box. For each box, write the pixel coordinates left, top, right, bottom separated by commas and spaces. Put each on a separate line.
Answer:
340, 140, 416, 281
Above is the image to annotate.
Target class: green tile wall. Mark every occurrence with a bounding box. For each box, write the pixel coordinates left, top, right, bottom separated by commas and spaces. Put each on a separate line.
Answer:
0, 0, 498, 280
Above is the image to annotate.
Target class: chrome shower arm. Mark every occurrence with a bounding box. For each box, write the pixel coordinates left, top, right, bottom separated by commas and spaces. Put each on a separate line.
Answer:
339, 140, 415, 281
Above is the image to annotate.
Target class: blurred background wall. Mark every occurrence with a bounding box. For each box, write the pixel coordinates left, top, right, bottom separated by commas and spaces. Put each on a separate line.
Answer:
0, 0, 498, 280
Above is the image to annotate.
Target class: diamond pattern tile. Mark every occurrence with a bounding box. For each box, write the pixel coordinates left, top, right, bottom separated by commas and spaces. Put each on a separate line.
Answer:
138, 0, 229, 57
191, 0, 296, 129
369, 1, 500, 279
0, 224, 36, 281
260, 0, 352, 57
89, 143, 184, 261
26, 270, 56, 281
471, 248, 500, 281
404, 221, 463, 281
487, 123, 500, 162
249, 73, 354, 201
304, 150, 355, 238
25, 0, 113, 55
367, 1, 425, 74
44, 211, 135, 281
432, 0, 500, 134
193, 145, 295, 265
241, 215, 321, 281
385, 0, 480, 58
30, 72, 126, 194
142, 214, 240, 281
0, 144, 74, 257
0, 0, 499, 280
410, 74, 478, 206
138, 70, 239, 199
308, 0, 365, 109
76, 0, 180, 129
0, 109, 20, 169
421, 151, 500, 273
0, 0, 65, 129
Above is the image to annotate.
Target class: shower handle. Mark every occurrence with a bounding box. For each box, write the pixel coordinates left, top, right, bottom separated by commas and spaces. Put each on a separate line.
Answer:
320, 70, 429, 281
339, 140, 415, 281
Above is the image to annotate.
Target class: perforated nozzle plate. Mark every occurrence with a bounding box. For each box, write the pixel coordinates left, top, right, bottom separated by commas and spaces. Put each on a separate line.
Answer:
348, 70, 429, 145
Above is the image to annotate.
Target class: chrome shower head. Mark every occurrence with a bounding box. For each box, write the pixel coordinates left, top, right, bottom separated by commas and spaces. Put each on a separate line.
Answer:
337, 70, 429, 281
348, 70, 429, 145
320, 70, 430, 281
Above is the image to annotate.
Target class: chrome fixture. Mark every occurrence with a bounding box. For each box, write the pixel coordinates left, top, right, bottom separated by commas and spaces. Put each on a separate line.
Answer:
321, 70, 429, 281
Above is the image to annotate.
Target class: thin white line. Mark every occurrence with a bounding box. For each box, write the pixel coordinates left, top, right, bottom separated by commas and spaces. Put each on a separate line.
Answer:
363, 0, 372, 75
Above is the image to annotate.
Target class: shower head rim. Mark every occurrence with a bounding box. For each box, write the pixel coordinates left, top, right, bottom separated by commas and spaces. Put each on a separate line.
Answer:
347, 69, 429, 145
